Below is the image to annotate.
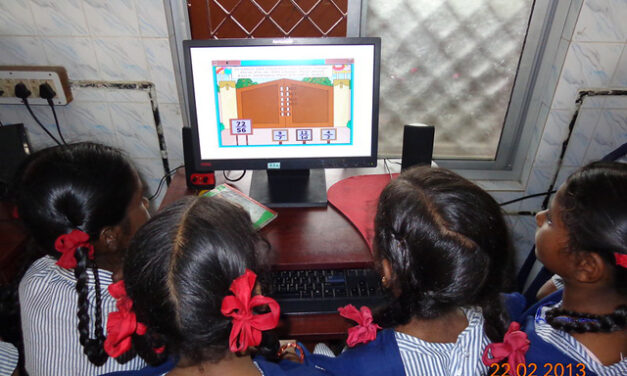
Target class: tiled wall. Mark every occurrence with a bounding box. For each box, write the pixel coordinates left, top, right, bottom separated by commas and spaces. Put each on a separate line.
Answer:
496, 0, 627, 270
0, 0, 185, 207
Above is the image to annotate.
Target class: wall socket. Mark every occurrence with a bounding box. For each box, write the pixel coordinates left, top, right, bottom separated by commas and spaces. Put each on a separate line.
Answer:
0, 66, 72, 106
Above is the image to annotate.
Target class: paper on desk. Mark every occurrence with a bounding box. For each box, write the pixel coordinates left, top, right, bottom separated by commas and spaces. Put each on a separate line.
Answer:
200, 184, 277, 230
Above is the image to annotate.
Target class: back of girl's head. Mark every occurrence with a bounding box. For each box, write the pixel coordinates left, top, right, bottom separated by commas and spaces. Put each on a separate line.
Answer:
375, 166, 513, 340
14, 142, 139, 365
15, 142, 138, 251
557, 161, 627, 294
124, 196, 268, 365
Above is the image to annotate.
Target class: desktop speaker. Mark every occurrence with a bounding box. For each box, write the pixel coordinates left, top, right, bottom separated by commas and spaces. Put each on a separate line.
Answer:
401, 124, 435, 171
0, 123, 31, 199
182, 127, 215, 189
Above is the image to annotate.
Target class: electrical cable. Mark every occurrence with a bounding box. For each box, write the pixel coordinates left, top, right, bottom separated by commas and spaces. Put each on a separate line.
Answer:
148, 165, 184, 201
383, 158, 392, 177
48, 100, 67, 145
498, 190, 556, 207
23, 98, 61, 145
223, 170, 246, 182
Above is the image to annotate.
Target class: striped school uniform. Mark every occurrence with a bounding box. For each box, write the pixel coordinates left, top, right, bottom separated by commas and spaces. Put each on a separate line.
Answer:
0, 341, 18, 376
19, 256, 146, 376
306, 306, 491, 376
395, 307, 491, 376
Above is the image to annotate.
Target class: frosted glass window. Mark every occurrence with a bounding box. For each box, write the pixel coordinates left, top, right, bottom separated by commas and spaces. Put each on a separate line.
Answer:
366, 0, 534, 160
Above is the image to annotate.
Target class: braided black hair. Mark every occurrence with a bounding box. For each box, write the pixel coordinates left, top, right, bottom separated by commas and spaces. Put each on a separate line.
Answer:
15, 142, 139, 366
546, 161, 627, 333
374, 166, 515, 342
123, 196, 277, 366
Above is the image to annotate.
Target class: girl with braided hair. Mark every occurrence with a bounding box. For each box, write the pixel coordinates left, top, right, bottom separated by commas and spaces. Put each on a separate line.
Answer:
15, 142, 150, 375
306, 166, 520, 375
511, 162, 627, 374
103, 195, 329, 376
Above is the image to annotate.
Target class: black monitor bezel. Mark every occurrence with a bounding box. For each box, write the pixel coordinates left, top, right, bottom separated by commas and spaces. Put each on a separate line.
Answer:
183, 37, 380, 172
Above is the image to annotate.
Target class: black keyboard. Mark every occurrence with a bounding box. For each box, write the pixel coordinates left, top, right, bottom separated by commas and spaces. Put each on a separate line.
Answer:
270, 268, 386, 315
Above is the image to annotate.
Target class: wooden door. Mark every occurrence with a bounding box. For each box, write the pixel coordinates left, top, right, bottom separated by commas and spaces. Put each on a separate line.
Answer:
236, 79, 333, 128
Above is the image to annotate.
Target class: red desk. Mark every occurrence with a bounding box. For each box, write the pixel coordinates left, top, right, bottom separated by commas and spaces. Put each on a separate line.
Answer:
159, 169, 375, 342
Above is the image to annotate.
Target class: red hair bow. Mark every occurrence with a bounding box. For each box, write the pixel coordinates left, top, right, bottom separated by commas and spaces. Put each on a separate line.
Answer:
104, 281, 147, 358
482, 322, 530, 371
221, 269, 280, 353
54, 229, 94, 269
338, 304, 381, 347
615, 253, 627, 268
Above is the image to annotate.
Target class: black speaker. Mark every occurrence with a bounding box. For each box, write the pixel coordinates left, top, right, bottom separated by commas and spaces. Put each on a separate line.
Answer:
0, 123, 31, 199
182, 127, 215, 189
401, 124, 435, 171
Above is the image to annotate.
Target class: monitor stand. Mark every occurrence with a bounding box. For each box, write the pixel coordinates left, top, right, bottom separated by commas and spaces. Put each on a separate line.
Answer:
249, 169, 327, 208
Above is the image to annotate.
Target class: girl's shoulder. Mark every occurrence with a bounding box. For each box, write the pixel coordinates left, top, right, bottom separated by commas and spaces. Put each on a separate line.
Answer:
19, 255, 69, 290
304, 329, 405, 376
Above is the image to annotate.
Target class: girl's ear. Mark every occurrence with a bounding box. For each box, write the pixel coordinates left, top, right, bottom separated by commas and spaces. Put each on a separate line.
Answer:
381, 258, 394, 288
98, 225, 124, 253
573, 252, 606, 284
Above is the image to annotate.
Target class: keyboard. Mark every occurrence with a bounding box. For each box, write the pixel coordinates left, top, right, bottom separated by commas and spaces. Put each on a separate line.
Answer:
270, 268, 386, 315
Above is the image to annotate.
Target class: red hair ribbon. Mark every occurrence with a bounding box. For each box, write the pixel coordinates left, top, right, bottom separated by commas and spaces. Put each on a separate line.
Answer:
482, 322, 530, 371
338, 304, 381, 347
104, 281, 147, 358
614, 253, 627, 268
221, 269, 280, 353
54, 229, 95, 269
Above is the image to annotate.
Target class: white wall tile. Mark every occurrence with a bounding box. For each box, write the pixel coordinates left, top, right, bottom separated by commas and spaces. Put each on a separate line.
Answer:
135, 0, 169, 37
144, 38, 179, 103
109, 102, 161, 159
573, 0, 627, 42
551, 42, 624, 109
132, 157, 168, 209
526, 164, 557, 195
159, 103, 185, 164
604, 95, 627, 108
93, 38, 150, 81
41, 38, 99, 80
0, 37, 48, 65
563, 108, 601, 166
583, 109, 627, 163
0, 1, 37, 35
512, 216, 537, 270
609, 45, 627, 86
69, 85, 109, 102
62, 101, 119, 147
83, 0, 139, 36
106, 87, 150, 103
533, 110, 572, 168
31, 0, 89, 36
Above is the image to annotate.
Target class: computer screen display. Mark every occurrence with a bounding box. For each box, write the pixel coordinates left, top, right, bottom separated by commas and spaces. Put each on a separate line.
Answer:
183, 37, 380, 172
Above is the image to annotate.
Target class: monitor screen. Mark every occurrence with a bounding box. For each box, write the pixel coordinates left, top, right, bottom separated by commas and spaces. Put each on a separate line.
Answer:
183, 37, 380, 207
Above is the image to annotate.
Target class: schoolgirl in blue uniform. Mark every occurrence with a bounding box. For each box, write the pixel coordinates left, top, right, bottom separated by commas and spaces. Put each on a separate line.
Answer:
508, 162, 626, 375
103, 196, 329, 376
306, 166, 520, 375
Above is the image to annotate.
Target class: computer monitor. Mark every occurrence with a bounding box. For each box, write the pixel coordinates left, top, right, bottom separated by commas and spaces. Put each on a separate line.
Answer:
183, 37, 380, 207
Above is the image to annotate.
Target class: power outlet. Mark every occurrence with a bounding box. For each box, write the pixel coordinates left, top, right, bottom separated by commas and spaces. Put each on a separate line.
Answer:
0, 66, 72, 105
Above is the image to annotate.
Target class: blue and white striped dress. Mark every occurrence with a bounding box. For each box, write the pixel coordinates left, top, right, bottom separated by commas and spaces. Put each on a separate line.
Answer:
19, 256, 146, 376
0, 341, 18, 376
535, 304, 627, 376
395, 307, 491, 376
